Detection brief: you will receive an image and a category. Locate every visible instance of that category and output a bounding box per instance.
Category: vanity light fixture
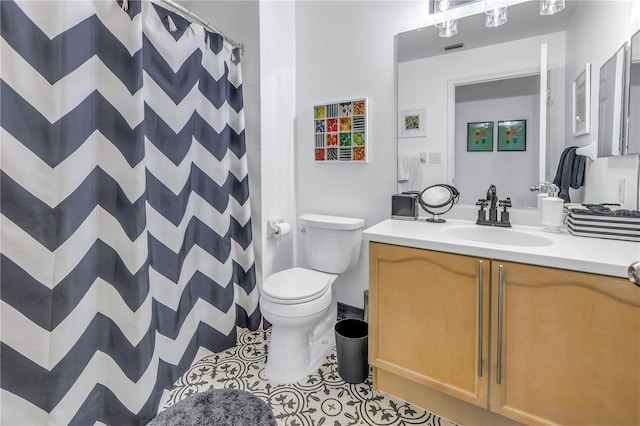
[539,0,565,15]
[484,0,508,28]
[435,0,458,38]
[435,18,459,37]
[434,0,563,38]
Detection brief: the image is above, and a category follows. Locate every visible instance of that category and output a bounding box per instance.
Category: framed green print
[498,120,526,151]
[467,121,494,151]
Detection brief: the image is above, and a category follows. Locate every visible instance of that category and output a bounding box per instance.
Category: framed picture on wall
[314,98,368,162]
[398,108,427,138]
[467,121,494,151]
[497,120,526,151]
[572,63,591,136]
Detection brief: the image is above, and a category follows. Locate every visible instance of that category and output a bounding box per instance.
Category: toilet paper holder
[267,217,291,238]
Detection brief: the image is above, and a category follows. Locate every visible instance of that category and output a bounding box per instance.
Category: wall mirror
[572,63,591,136]
[396,0,640,210]
[627,29,640,155]
[597,44,627,157]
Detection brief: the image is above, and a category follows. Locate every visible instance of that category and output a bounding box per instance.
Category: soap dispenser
[536,182,550,212]
[540,184,564,233]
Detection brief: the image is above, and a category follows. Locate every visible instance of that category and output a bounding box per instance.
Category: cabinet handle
[497,264,504,385]
[629,261,640,286]
[478,260,484,377]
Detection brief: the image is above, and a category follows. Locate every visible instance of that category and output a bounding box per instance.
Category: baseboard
[338,302,364,320]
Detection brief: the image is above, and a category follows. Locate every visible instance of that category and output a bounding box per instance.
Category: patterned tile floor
[163,329,458,426]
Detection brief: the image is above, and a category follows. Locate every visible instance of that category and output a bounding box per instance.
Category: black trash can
[334,319,369,384]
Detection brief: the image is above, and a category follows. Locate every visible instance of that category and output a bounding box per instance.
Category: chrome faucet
[487,184,498,222]
[476,184,511,227]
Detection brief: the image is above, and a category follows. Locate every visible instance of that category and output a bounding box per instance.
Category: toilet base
[263,296,338,384]
[265,320,335,384]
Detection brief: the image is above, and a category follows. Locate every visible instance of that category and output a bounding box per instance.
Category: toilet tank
[299,214,365,274]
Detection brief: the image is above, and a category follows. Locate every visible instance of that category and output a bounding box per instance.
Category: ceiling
[397,0,578,63]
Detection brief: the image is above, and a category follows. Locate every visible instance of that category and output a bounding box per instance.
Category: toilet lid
[262,268,333,302]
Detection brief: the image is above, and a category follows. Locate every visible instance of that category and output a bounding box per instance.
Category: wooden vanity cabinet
[369,242,640,426]
[368,242,491,407]
[490,261,640,425]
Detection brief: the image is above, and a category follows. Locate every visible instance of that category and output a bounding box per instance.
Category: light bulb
[434,0,457,38]
[484,0,508,28]
[540,0,565,15]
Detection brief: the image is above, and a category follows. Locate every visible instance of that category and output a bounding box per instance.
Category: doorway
[454,75,541,207]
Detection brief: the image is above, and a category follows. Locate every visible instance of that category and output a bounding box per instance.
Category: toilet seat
[261,267,335,304]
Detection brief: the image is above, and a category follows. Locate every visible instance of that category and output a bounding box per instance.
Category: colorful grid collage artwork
[314,99,367,162]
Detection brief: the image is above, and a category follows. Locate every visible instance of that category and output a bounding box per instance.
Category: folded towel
[398,156,410,182]
[553,146,586,203]
[397,156,423,192]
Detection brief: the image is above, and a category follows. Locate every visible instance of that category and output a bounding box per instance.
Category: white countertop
[363,218,640,278]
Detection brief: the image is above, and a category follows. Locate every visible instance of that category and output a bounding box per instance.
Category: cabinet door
[369,242,490,407]
[490,261,640,425]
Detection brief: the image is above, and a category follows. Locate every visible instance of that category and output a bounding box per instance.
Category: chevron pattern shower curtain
[0,1,260,424]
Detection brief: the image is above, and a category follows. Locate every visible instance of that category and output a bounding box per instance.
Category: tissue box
[391,193,419,220]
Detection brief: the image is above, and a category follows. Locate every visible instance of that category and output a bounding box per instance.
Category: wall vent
[443,42,465,51]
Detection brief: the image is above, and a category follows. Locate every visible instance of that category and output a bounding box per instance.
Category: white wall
[565,0,640,209]
[294,1,429,308]
[398,31,567,195]
[259,1,297,279]
[455,77,540,207]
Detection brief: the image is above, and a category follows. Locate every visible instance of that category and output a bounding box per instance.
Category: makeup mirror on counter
[627,30,640,155]
[396,0,640,211]
[597,44,627,157]
[418,184,460,223]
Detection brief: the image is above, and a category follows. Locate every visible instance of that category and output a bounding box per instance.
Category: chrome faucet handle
[498,197,512,226]
[476,199,488,222]
[499,197,512,209]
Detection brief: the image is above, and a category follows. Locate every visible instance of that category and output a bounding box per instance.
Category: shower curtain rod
[155,0,245,55]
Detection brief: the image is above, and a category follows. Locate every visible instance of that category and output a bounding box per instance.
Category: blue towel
[553,146,586,203]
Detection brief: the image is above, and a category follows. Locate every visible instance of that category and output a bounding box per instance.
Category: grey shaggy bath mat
[148,388,276,426]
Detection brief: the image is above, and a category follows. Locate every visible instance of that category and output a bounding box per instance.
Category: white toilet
[259,213,365,383]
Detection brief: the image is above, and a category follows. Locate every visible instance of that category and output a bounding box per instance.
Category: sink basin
[445,226,554,247]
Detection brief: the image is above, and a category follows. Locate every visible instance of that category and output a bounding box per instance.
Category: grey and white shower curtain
[0,1,260,424]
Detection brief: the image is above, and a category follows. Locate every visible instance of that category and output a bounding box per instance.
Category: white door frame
[446,45,549,190]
